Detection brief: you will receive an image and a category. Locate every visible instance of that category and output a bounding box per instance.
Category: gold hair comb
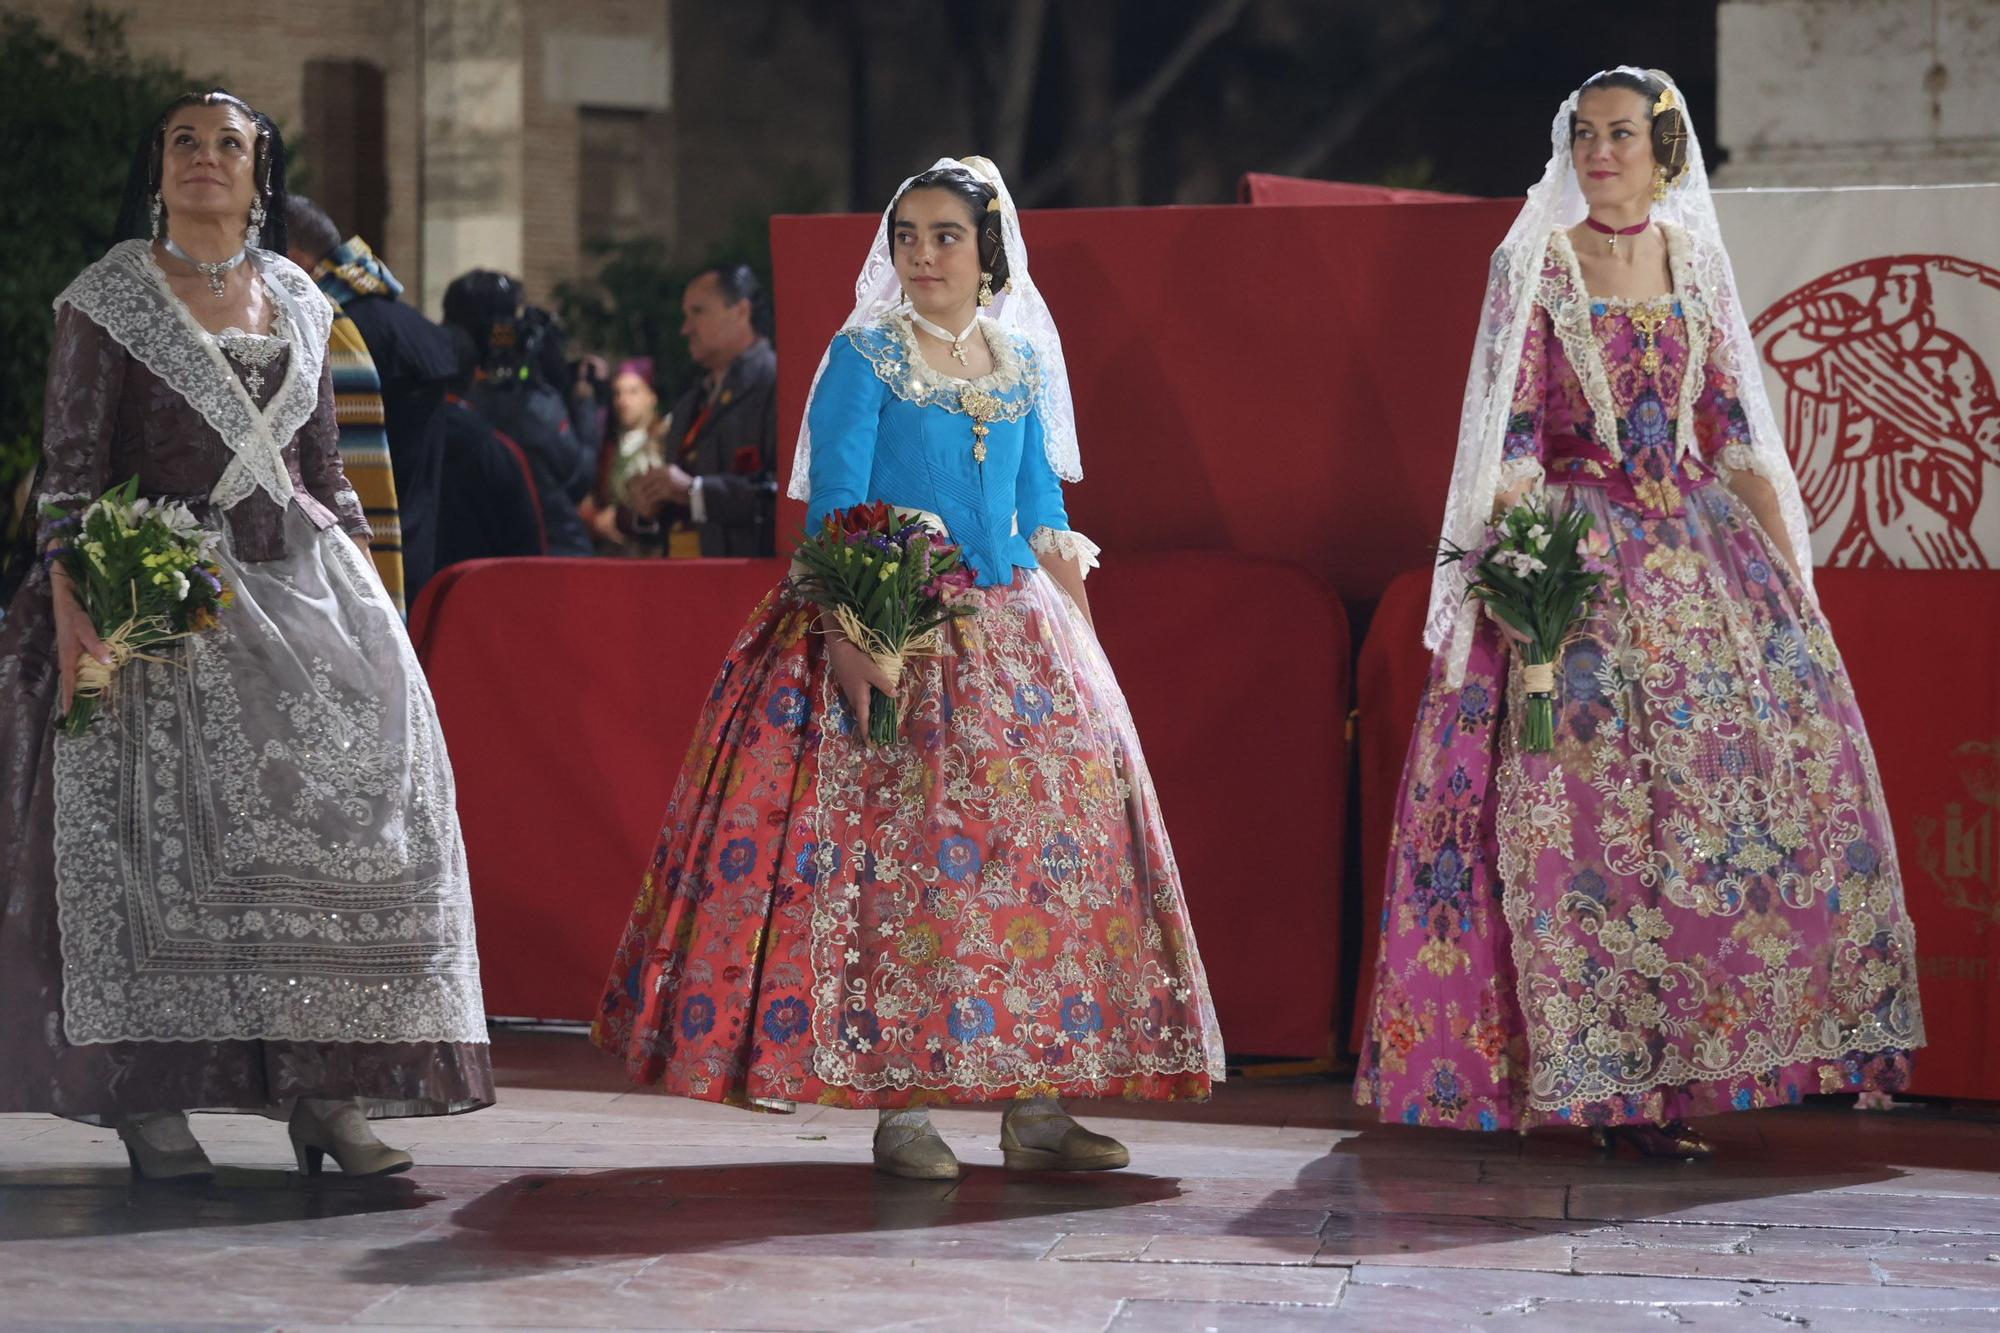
[1653,85,1679,117]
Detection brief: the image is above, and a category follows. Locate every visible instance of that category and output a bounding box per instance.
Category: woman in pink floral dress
[1356,68,1924,1156]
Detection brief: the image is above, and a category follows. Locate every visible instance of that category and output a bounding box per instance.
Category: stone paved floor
[1,1031,1997,1330]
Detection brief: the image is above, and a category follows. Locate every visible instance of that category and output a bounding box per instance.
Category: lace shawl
[52,240,333,513]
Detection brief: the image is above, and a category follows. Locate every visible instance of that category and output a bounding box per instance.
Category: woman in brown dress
[0,91,491,1181]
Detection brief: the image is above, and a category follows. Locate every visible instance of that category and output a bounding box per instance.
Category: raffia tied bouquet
[1441,498,1613,753]
[41,477,232,736]
[791,501,978,747]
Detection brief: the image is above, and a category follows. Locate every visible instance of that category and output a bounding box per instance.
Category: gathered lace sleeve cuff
[1030,526,1101,577]
[1718,443,1769,479]
[1495,455,1546,509]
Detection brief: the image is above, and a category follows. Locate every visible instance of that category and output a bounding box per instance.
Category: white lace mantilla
[51,509,486,1046]
[52,240,333,513]
[1424,68,1819,689]
[788,156,1084,502]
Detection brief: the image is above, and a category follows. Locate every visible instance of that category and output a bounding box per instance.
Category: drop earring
[246,197,266,248]
[977,271,994,308]
[1651,165,1670,202]
[149,193,162,241]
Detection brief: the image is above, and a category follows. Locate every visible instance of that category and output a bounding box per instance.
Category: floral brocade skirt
[592,569,1225,1110]
[1356,481,1925,1132]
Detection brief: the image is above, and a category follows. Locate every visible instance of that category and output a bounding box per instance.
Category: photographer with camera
[441,271,594,557]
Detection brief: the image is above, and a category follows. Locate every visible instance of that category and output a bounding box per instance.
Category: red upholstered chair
[1087,552,1350,1059]
[1348,568,1435,1052]
[416,557,791,1022]
[417,552,1351,1061]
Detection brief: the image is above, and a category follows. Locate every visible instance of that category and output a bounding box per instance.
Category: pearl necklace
[164,237,249,297]
[906,308,980,366]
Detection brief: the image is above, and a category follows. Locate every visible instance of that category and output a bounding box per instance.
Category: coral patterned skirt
[593,568,1224,1110]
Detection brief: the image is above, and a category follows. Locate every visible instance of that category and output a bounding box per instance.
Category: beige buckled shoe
[872,1115,961,1180]
[1000,1102,1130,1172]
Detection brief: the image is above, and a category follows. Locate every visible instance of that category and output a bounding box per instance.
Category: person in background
[442,272,593,557]
[619,264,777,557]
[282,196,404,610]
[568,353,611,461]
[433,327,546,574]
[584,357,670,554]
[285,197,456,600]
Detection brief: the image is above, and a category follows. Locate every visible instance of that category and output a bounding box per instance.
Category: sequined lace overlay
[51,509,485,1046]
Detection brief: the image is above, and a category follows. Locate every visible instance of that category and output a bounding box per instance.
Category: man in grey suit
[622,265,778,557]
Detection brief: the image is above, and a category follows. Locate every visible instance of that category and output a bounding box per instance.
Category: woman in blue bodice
[593,158,1223,1183]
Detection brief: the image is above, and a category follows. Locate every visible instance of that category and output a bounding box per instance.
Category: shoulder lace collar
[53,240,334,511]
[1538,224,1711,461]
[845,312,1039,420]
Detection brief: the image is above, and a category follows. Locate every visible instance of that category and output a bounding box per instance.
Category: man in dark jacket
[621,265,778,557]
[441,271,595,557]
[287,198,458,597]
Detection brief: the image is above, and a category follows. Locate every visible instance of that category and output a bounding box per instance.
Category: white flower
[172,571,191,601]
[1499,549,1548,576]
[155,502,202,537]
[129,497,152,520]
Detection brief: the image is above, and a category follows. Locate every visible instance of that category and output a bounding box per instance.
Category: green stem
[1521,696,1555,753]
[59,695,98,738]
[867,688,900,747]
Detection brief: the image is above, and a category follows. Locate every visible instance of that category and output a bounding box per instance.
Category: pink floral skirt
[1357,483,1924,1131]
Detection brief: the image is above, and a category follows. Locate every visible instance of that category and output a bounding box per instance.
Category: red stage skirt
[593,569,1225,1110]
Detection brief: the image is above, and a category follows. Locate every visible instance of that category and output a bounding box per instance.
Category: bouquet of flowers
[791,501,978,747]
[1441,498,1614,753]
[41,477,232,736]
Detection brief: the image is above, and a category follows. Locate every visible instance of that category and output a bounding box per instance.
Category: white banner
[1715,184,2000,569]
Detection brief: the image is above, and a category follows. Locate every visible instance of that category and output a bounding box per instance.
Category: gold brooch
[959,386,1004,465]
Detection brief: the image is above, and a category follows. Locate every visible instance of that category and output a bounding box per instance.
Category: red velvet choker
[1583,215,1650,253]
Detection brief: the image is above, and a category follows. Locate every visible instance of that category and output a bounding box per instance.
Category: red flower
[834,501,896,536]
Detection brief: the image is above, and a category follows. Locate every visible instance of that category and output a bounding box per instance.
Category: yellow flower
[1105,914,1138,959]
[1005,913,1051,960]
[899,923,942,963]
[1417,935,1468,978]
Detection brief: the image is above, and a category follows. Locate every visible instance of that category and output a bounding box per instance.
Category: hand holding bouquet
[791,501,978,747]
[1441,498,1613,753]
[41,477,232,736]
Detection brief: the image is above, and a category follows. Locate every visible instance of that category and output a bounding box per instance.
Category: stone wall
[1718,0,2000,185]
[15,0,673,314]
